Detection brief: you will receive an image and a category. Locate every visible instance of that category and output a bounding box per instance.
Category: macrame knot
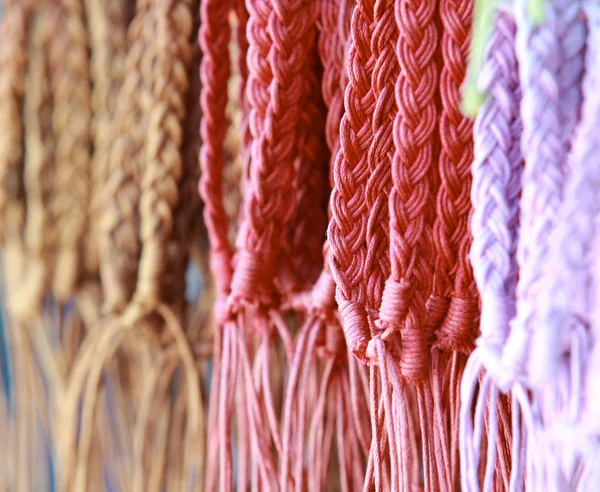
[399,325,428,383]
[478,291,513,347]
[425,293,450,339]
[378,277,411,331]
[229,249,275,307]
[366,335,385,364]
[435,297,479,354]
[338,300,370,365]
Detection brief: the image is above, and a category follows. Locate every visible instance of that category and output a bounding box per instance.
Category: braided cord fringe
[528,0,587,386]
[100,2,153,313]
[48,0,92,302]
[277,2,369,489]
[167,21,202,315]
[135,0,195,306]
[11,6,56,322]
[469,13,521,366]
[0,2,29,285]
[501,0,579,386]
[460,12,524,492]
[379,0,438,382]
[84,0,128,276]
[329,0,375,362]
[528,3,599,488]
[229,0,319,298]
[199,0,234,296]
[362,0,395,323]
[538,2,597,386]
[435,0,478,354]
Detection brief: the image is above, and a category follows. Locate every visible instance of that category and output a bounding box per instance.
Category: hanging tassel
[461,10,524,491]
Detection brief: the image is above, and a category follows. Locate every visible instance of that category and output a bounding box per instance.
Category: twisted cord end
[435,297,479,355]
[399,317,429,384]
[338,300,370,365]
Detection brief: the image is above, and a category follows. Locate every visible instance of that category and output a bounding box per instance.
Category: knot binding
[435,296,479,354]
[229,249,275,305]
[338,300,370,364]
[378,277,411,329]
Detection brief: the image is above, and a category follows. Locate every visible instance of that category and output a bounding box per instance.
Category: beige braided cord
[0,0,29,290]
[134,0,195,308]
[48,0,92,302]
[159,3,202,326]
[99,0,154,314]
[10,5,56,323]
[83,0,128,276]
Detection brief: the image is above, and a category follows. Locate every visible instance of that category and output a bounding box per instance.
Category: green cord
[527,0,547,24]
[461,0,547,118]
[461,0,497,118]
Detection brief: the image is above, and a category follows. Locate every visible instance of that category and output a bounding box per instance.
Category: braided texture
[49,0,92,301]
[0,2,28,245]
[329,0,375,361]
[378,0,438,380]
[135,0,195,306]
[363,0,396,319]
[434,0,478,354]
[533,2,595,385]
[230,0,319,300]
[13,7,56,319]
[100,1,153,313]
[470,13,521,352]
[199,0,234,295]
[557,2,586,157]
[84,0,128,275]
[501,0,578,377]
[162,8,201,313]
[319,0,348,165]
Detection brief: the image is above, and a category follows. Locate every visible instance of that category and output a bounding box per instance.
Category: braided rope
[199,0,234,296]
[501,0,580,383]
[84,0,128,275]
[557,1,586,158]
[459,14,523,491]
[134,0,195,307]
[49,0,92,302]
[328,0,375,361]
[100,1,153,313]
[363,0,396,321]
[434,0,479,355]
[223,13,245,244]
[165,25,203,314]
[11,7,56,321]
[377,0,438,382]
[469,13,521,357]
[532,1,592,387]
[0,1,28,265]
[228,0,319,304]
